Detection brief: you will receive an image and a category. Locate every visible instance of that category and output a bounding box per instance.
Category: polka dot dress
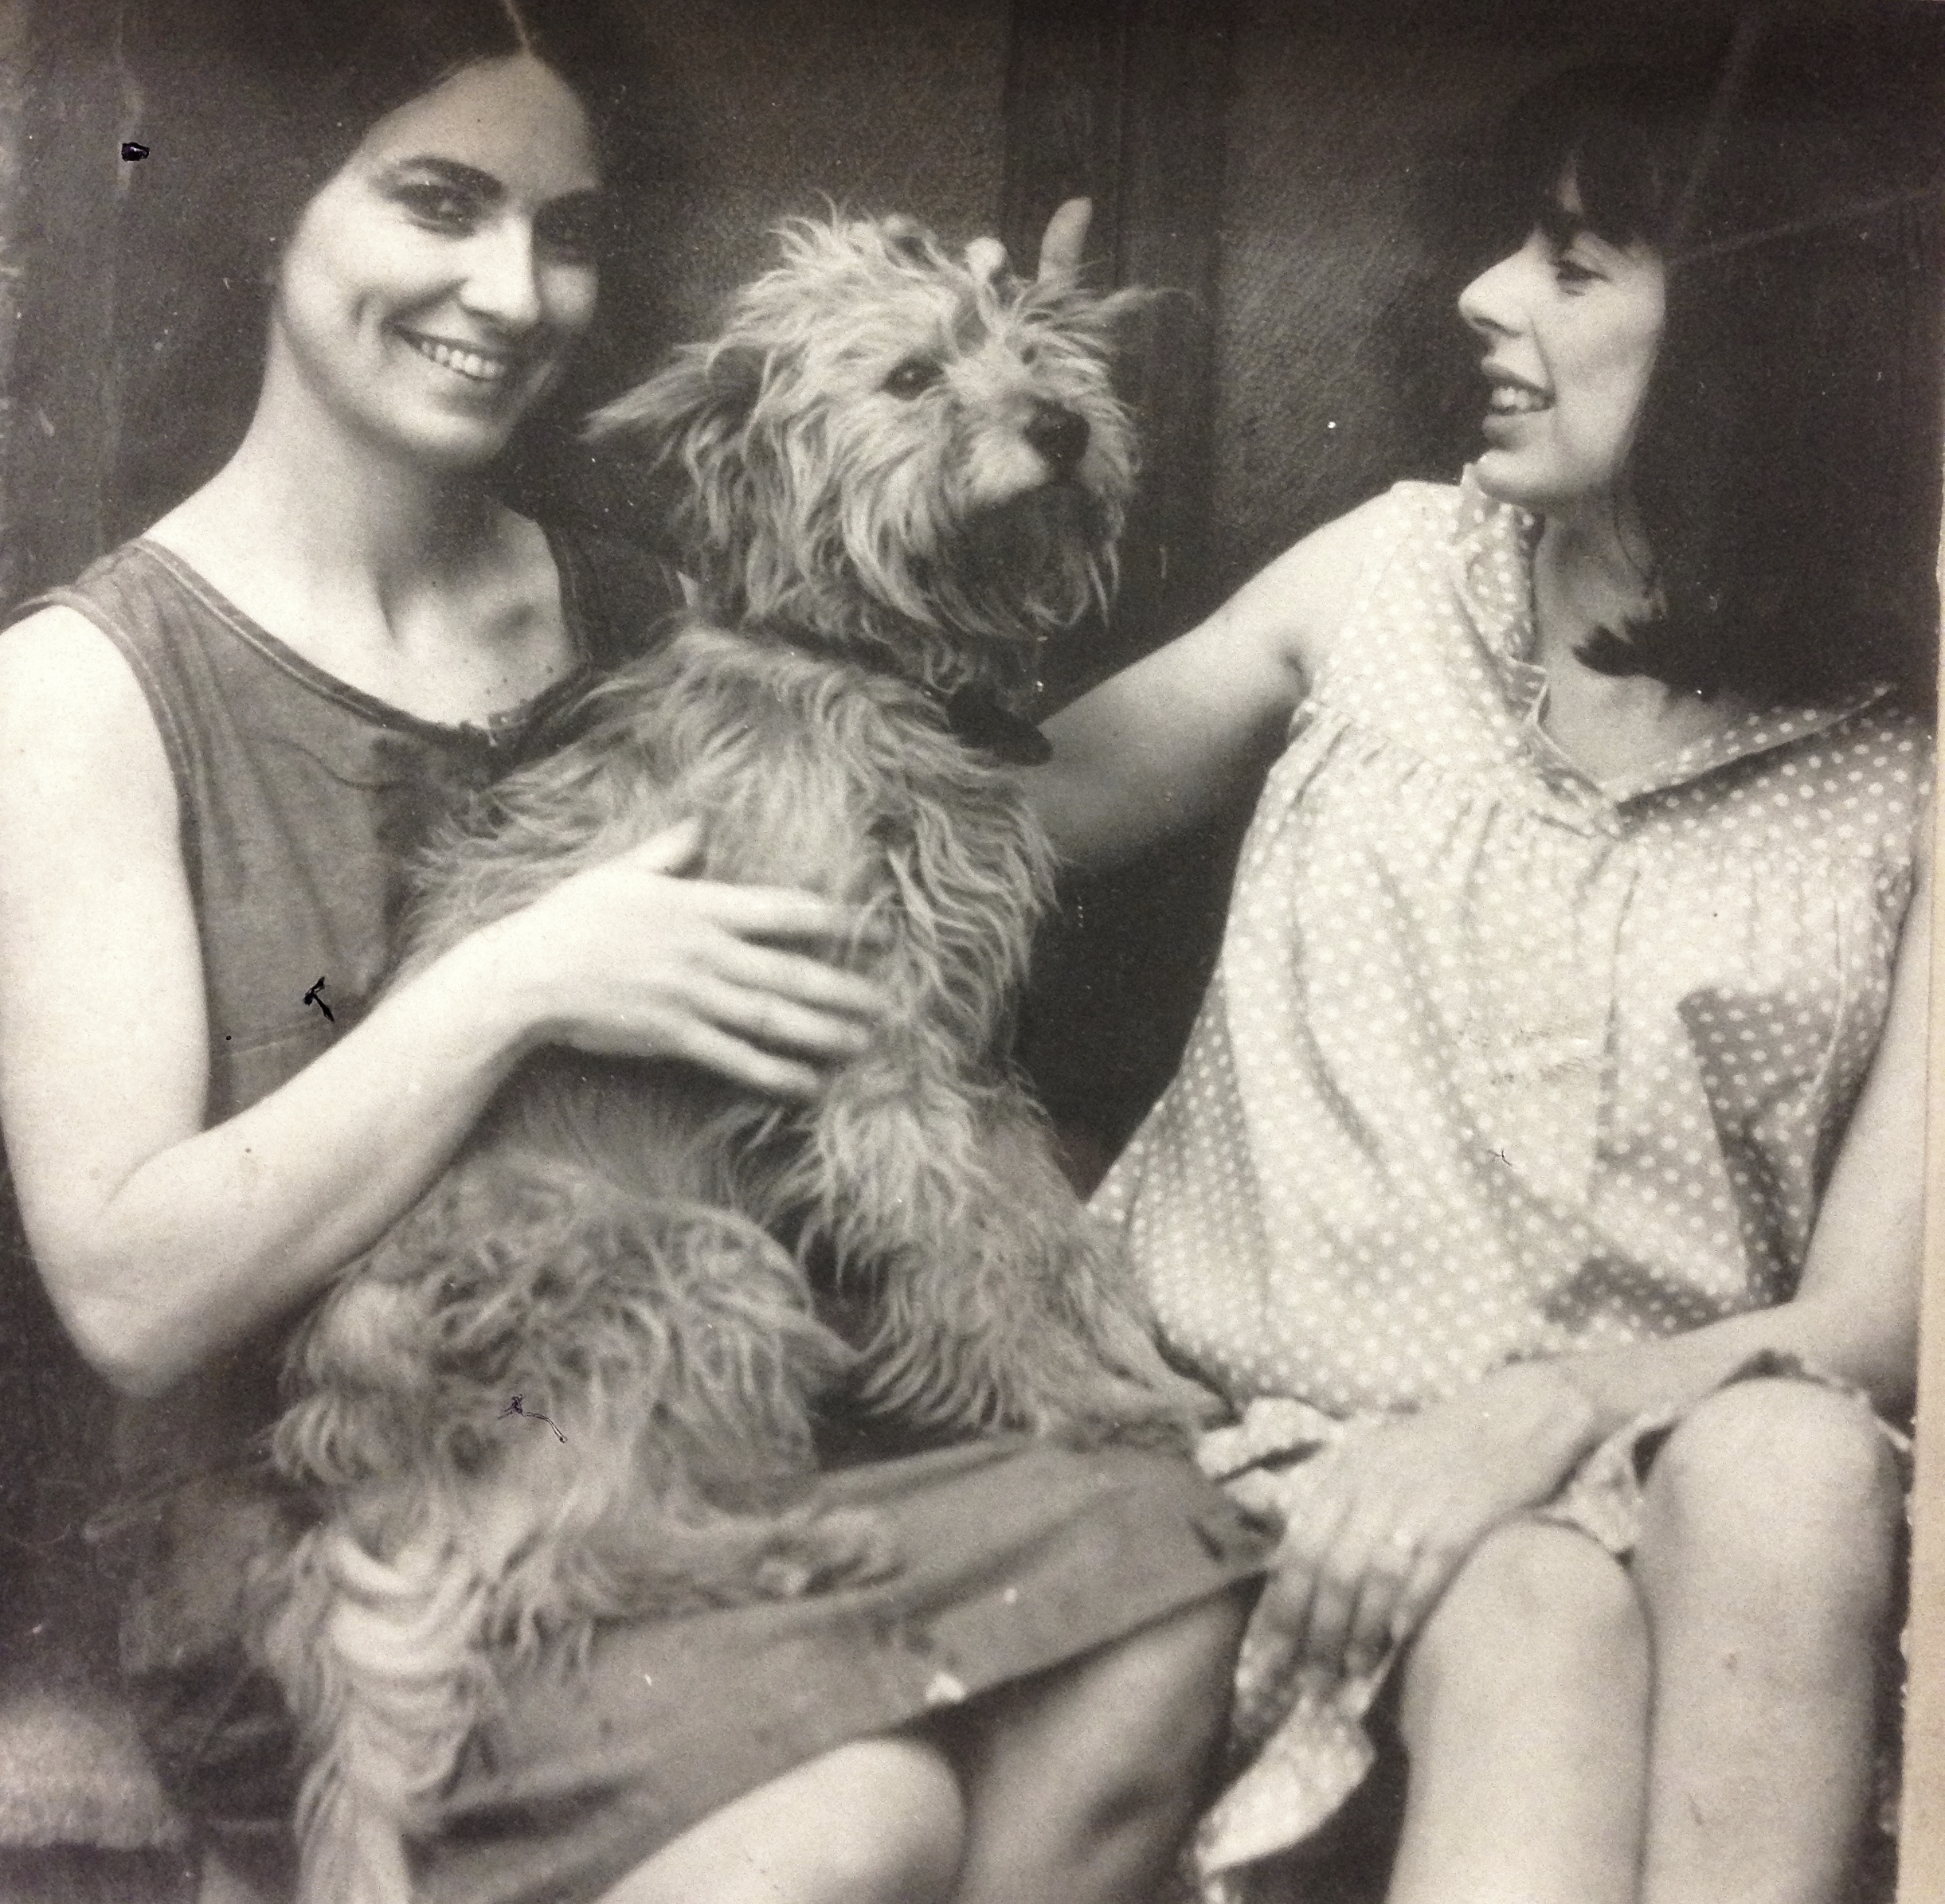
[1091,472,1932,1899]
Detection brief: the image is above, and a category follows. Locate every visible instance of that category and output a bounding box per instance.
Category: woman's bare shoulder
[0,599,141,685]
[0,604,175,827]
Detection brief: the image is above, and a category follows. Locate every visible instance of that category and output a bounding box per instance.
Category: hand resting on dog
[466,812,889,1095]
[0,618,886,1398]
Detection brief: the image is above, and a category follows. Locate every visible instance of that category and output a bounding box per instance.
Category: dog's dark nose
[1026,404,1090,476]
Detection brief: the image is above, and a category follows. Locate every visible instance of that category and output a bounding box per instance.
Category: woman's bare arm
[1026,495,1395,873]
[1565,811,1933,1421]
[0,608,889,1397]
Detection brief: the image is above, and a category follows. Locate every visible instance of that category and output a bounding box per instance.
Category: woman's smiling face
[1456,177,1667,518]
[268,53,602,471]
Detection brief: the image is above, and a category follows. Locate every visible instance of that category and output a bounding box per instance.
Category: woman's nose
[1458,252,1521,340]
[460,222,545,332]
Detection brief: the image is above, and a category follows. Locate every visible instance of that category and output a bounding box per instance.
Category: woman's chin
[1468,452,1599,522]
[366,405,529,476]
[1468,448,1541,508]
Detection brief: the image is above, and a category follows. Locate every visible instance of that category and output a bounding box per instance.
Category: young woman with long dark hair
[0,7,1258,1898]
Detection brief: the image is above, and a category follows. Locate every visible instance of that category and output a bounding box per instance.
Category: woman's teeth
[1488,383,1549,415]
[405,334,513,383]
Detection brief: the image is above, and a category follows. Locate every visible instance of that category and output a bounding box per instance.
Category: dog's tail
[259,1521,495,1904]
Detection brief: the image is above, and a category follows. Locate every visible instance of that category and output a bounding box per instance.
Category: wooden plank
[1000,0,1236,690]
[1002,0,1242,1159]
[3,0,130,604]
[0,0,29,609]
[1901,184,1945,1904]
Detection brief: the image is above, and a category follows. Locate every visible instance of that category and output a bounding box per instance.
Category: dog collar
[933,685,1053,766]
[749,623,1053,765]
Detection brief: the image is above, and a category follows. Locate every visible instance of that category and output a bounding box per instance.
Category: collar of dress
[1447,465,1891,807]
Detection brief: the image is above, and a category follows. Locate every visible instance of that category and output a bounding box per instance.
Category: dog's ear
[963,235,1008,284]
[582,342,766,456]
[879,214,929,260]
[583,341,778,621]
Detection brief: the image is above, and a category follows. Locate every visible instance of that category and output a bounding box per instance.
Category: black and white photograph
[0,3,1940,1902]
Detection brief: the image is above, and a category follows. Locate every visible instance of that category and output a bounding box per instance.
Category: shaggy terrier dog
[258,213,1204,1904]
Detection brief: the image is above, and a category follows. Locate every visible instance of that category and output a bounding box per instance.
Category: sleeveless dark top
[2,526,1271,1897]
[8,526,679,1498]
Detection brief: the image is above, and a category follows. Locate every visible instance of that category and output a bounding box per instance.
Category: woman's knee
[1400,1522,1644,1741]
[1139,1585,1251,1705]
[1122,1587,1250,1752]
[1638,1378,1900,1606]
[601,1734,965,1904]
[1070,1589,1248,1817]
[823,1737,966,1902]
[968,1585,1246,1840]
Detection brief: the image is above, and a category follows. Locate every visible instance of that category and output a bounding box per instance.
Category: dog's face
[589,215,1143,693]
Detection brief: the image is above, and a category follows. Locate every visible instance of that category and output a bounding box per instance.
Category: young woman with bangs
[1032,58,1936,1904]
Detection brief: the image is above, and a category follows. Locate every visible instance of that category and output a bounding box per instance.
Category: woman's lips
[1482,363,1551,414]
[398,327,519,385]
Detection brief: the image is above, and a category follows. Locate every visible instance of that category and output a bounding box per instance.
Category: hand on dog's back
[448,815,890,1100]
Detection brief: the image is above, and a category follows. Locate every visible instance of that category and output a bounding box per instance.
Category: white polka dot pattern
[1109,473,1931,1901]
[1094,472,1931,1423]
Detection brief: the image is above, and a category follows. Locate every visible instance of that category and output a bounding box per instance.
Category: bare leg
[945,1589,1248,1904]
[597,1735,965,1904]
[1389,1521,1649,1904]
[196,1846,291,1904]
[1633,1378,1900,1904]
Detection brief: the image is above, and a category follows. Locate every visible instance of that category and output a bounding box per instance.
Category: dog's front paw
[750,1504,901,1598]
[1014,1367,1215,1455]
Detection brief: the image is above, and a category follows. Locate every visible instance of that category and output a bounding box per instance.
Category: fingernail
[1293,1665,1336,1704]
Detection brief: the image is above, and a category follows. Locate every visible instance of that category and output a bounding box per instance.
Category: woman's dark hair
[1474,43,1943,706]
[111,0,664,538]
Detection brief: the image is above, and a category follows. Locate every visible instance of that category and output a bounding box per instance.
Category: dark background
[6,2,1942,1181]
[0,2,1939,1890]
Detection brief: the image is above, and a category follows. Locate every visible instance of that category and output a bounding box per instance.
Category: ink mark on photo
[120,143,148,162]
[303,976,335,1023]
[499,1394,567,1443]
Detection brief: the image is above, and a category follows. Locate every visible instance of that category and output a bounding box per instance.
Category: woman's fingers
[660,1018,827,1101]
[1258,1488,1351,1678]
[601,830,889,953]
[690,973,877,1062]
[693,882,882,947]
[623,815,706,874]
[507,836,910,1085]
[649,875,892,962]
[708,935,890,1019]
[1387,1531,1463,1654]
[1269,1465,1441,1686]
[1339,1520,1427,1679]
[1036,197,1092,287]
[1292,1517,1383,1681]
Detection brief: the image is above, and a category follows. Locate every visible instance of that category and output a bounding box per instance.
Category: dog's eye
[883,358,942,398]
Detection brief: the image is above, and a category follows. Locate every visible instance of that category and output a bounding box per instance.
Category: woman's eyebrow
[381,154,506,200]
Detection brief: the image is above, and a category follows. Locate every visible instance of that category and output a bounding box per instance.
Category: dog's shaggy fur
[256,213,1207,1904]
